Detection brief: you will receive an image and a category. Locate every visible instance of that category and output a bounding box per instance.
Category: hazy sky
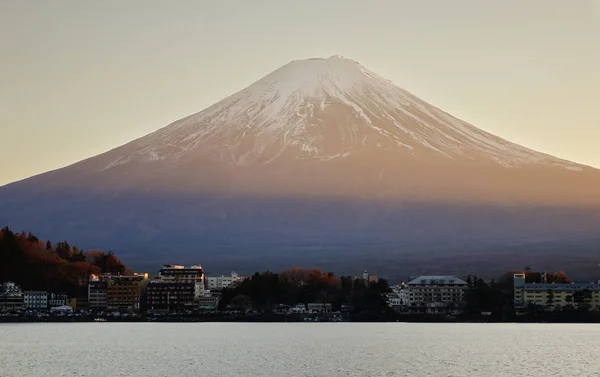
[1,0,598,186]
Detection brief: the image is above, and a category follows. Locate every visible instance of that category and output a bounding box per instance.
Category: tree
[26,232,39,243]
[0,227,124,298]
[69,246,86,263]
[547,271,571,284]
[546,289,555,311]
[230,294,252,310]
[55,241,71,260]
[573,289,592,311]
[92,251,125,274]
[564,294,574,311]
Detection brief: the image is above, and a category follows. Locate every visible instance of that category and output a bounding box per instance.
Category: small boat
[93,317,107,322]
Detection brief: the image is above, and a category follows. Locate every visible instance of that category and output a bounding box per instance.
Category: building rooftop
[523,283,600,291]
[407,276,468,286]
[161,265,203,270]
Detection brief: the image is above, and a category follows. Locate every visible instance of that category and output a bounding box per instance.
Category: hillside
[0,227,131,297]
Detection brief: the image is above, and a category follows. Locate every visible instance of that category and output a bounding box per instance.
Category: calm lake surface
[1,323,600,376]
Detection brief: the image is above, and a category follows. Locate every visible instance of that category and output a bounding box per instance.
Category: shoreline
[3,314,600,324]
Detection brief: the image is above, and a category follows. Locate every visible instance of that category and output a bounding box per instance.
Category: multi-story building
[513,273,600,311]
[106,274,149,311]
[0,282,24,310]
[197,294,220,311]
[387,292,403,310]
[23,291,48,310]
[158,265,205,298]
[49,293,68,308]
[147,281,196,313]
[205,272,243,291]
[389,284,410,309]
[88,273,149,312]
[405,276,468,314]
[88,276,108,311]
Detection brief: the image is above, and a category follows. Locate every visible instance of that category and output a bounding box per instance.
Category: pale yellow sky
[0,0,598,186]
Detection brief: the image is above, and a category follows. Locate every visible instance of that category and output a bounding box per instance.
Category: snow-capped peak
[103,56,585,173]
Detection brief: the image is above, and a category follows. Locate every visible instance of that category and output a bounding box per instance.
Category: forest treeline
[0,227,129,297]
[219,268,392,313]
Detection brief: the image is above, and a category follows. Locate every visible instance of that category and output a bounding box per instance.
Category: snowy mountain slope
[100,55,584,172]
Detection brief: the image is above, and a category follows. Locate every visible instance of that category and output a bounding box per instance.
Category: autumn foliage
[0,227,130,297]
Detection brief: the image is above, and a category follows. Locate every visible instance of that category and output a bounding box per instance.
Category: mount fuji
[2,56,600,277]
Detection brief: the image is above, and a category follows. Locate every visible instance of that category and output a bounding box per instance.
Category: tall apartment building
[205,272,243,291]
[513,273,600,311]
[145,265,206,313]
[158,265,205,298]
[88,276,108,311]
[405,276,468,314]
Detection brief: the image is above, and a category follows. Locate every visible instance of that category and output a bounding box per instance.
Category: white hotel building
[405,276,468,314]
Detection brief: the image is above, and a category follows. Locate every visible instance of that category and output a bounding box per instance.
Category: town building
[88,277,108,311]
[205,272,243,291]
[50,305,73,314]
[146,281,196,313]
[513,273,600,311]
[307,303,333,312]
[0,282,24,310]
[49,293,68,308]
[106,274,149,311]
[198,294,220,311]
[405,276,468,315]
[354,270,379,285]
[88,273,149,312]
[386,292,403,310]
[158,265,205,298]
[389,284,410,310]
[23,291,48,310]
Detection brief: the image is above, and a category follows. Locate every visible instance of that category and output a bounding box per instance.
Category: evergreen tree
[546,289,555,311]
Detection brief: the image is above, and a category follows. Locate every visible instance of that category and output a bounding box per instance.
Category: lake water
[1,323,600,376]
